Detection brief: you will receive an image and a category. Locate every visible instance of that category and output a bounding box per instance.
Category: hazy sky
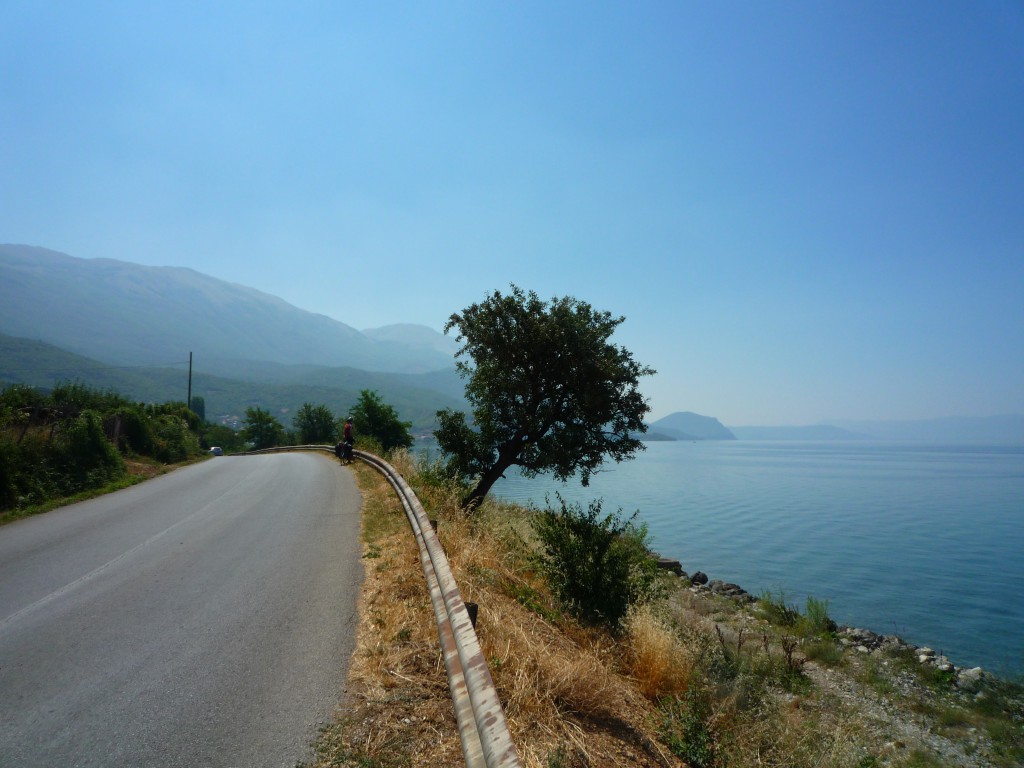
[2,2,1022,425]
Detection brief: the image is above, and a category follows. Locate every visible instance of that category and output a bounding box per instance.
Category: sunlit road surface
[0,453,363,767]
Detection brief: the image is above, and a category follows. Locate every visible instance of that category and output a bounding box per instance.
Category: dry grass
[309,453,683,768]
[309,450,1016,768]
[307,460,461,768]
[624,605,694,700]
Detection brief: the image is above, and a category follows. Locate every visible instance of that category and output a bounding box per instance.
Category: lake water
[489,441,1024,675]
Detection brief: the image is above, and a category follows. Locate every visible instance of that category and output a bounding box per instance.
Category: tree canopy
[241,406,285,450]
[293,402,338,444]
[349,389,413,452]
[435,286,654,509]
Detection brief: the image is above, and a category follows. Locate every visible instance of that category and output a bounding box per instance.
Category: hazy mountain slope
[171,357,466,403]
[0,334,146,390]
[363,323,460,357]
[649,411,737,440]
[0,244,452,373]
[0,333,462,432]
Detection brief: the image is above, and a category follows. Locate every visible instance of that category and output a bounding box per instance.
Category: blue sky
[2,1,1022,425]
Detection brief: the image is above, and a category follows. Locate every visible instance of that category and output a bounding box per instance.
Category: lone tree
[435,285,654,510]
[293,402,338,444]
[241,406,285,450]
[349,389,414,452]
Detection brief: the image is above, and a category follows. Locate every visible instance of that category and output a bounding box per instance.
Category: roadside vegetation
[314,288,1021,767]
[0,383,292,518]
[0,381,211,522]
[0,379,416,522]
[241,388,413,452]
[349,389,414,452]
[312,448,1023,768]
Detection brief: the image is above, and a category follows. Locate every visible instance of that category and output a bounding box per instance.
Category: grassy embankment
[308,451,1024,768]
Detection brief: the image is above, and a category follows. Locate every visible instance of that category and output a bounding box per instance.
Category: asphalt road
[0,452,364,768]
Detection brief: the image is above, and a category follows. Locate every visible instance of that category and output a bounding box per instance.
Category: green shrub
[356,435,385,459]
[0,437,18,508]
[759,592,837,640]
[52,380,116,413]
[412,452,465,491]
[57,410,124,492]
[659,688,717,768]
[4,432,55,507]
[151,413,200,463]
[803,638,844,667]
[109,408,156,455]
[531,494,661,629]
[506,580,562,623]
[798,595,837,637]
[757,590,800,627]
[0,384,207,514]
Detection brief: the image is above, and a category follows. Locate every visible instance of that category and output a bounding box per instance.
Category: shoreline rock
[657,555,992,687]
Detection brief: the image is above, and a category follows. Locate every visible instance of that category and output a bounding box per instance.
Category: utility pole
[187,352,192,411]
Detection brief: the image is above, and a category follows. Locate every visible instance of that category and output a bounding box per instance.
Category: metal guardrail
[235,446,522,768]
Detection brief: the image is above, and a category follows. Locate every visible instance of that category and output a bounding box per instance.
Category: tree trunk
[463,459,514,511]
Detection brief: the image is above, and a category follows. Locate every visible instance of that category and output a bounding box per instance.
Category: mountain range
[0,332,464,433]
[647,412,736,441]
[3,244,1021,443]
[0,244,464,430]
[0,244,456,373]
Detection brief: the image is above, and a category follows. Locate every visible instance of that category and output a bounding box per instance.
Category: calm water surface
[491,441,1024,674]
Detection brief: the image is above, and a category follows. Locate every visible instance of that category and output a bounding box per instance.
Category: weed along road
[0,452,363,768]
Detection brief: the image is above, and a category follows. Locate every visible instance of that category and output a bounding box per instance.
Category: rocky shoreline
[655,557,993,691]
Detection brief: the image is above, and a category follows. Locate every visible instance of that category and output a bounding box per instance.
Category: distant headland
[644,411,1024,444]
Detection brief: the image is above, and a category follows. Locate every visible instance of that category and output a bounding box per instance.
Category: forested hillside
[0,334,462,432]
